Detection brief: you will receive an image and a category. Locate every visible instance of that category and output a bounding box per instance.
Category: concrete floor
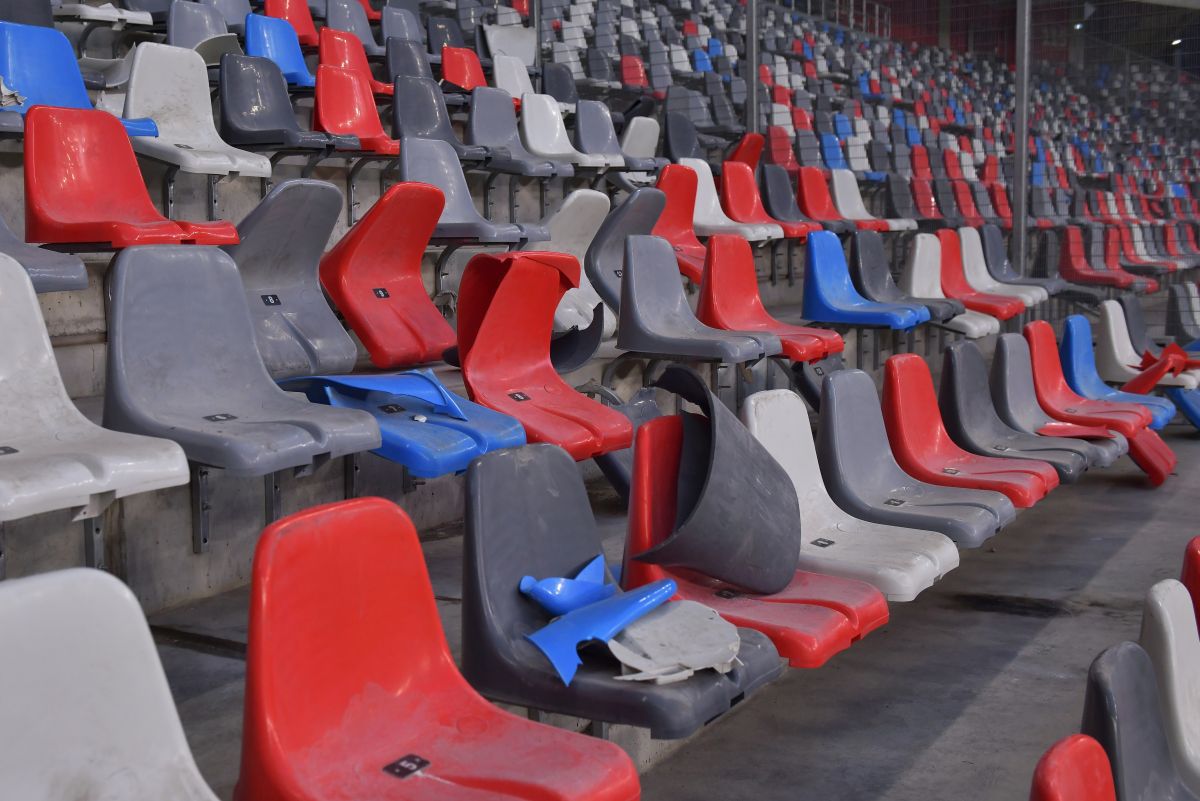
[156,420,1200,801]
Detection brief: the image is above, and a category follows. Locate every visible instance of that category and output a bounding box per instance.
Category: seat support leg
[433,244,462,316]
[483,171,498,219]
[190,464,211,554]
[344,453,360,500]
[83,516,105,571]
[163,165,180,219]
[347,157,367,226]
[207,175,219,221]
[264,472,282,526]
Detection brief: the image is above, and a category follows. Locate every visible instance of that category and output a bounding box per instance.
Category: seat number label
[383,755,430,779]
[884,498,905,506]
[204,413,238,422]
[811,538,835,548]
[373,288,390,298]
[942,467,960,475]
[261,294,281,306]
[0,446,16,455]
[379,404,405,414]
[508,392,531,401]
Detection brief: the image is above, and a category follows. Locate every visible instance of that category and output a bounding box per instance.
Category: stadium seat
[462,442,785,738]
[1167,284,1200,346]
[123,44,272,179]
[1081,643,1200,801]
[743,389,958,601]
[698,234,843,362]
[650,164,708,282]
[314,66,399,155]
[958,227,1046,307]
[617,235,779,362]
[319,182,453,368]
[1139,579,1200,794]
[573,100,636,171]
[392,76,487,162]
[830,169,916,231]
[466,86,563,178]
[320,27,392,96]
[264,0,318,47]
[882,353,1057,508]
[586,187,666,314]
[201,0,250,33]
[802,230,927,328]
[492,52,535,102]
[0,212,85,293]
[168,0,242,66]
[982,223,1066,296]
[0,569,221,800]
[900,233,1001,338]
[104,246,380,477]
[235,497,641,801]
[1120,294,1200,384]
[817,367,1013,546]
[24,107,239,249]
[456,251,632,460]
[936,229,1024,319]
[245,13,316,87]
[521,93,610,169]
[1029,735,1118,801]
[0,257,188,524]
[682,158,781,240]
[797,167,880,232]
[324,0,383,56]
[850,231,964,323]
[722,161,820,239]
[0,21,157,137]
[225,179,357,379]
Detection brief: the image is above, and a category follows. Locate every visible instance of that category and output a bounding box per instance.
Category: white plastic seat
[52,1,153,25]
[619,115,661,185]
[528,189,617,338]
[1095,300,1198,389]
[669,43,692,74]
[0,568,220,801]
[123,44,271,178]
[901,233,1000,339]
[742,389,959,602]
[483,22,535,65]
[520,93,610,169]
[830,169,915,231]
[0,256,188,523]
[1139,578,1200,794]
[493,53,535,99]
[680,157,781,241]
[958,227,1046,307]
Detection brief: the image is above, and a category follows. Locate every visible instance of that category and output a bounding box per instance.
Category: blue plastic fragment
[1165,387,1200,431]
[519,554,617,617]
[526,579,677,685]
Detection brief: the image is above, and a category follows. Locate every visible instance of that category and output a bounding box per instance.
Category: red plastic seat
[442,45,489,93]
[910,177,943,221]
[766,126,801,177]
[319,27,392,96]
[720,161,818,239]
[882,353,1056,508]
[354,0,380,21]
[1104,228,1159,293]
[1117,224,1175,272]
[942,149,963,180]
[936,229,1024,319]
[1059,227,1134,289]
[726,132,763,167]
[620,54,651,93]
[235,497,641,801]
[319,182,454,368]
[651,163,707,283]
[910,145,932,179]
[1024,320,1176,485]
[313,65,399,155]
[989,183,1014,227]
[457,251,633,460]
[1029,735,1117,801]
[264,0,318,47]
[797,166,888,231]
[623,415,884,668]
[951,180,985,227]
[1182,536,1200,630]
[697,234,842,361]
[24,106,238,249]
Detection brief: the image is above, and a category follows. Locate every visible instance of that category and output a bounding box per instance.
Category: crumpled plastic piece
[608,600,740,684]
[519,554,617,617]
[525,578,676,686]
[1125,346,1193,394]
[0,77,24,107]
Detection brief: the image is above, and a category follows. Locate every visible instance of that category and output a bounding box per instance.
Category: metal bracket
[190,463,211,554]
[344,452,360,499]
[83,515,106,570]
[264,471,282,526]
[207,174,220,221]
[587,720,611,740]
[401,466,425,495]
[163,164,181,219]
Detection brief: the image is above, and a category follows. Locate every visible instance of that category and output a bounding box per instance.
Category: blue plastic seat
[692,48,712,72]
[283,370,526,478]
[0,21,157,137]
[244,13,315,87]
[802,231,928,329]
[1060,315,1176,430]
[819,133,849,170]
[833,113,852,140]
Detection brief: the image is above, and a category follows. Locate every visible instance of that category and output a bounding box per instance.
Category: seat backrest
[1029,735,1118,801]
[990,332,1055,433]
[25,106,166,241]
[527,189,610,263]
[649,162,705,279]
[619,115,660,159]
[325,0,379,52]
[466,85,533,156]
[224,179,356,379]
[816,367,914,495]
[830,168,872,219]
[957,226,995,288]
[1139,578,1200,778]
[520,92,581,159]
[804,229,871,311]
[619,234,705,334]
[314,65,389,143]
[850,230,905,303]
[1060,315,1117,400]
[624,414,682,588]
[584,187,666,313]
[244,13,314,85]
[681,157,736,226]
[542,61,578,105]
[392,75,456,143]
[0,20,92,113]
[398,138,483,227]
[796,166,842,220]
[381,6,423,42]
[201,0,251,31]
[241,498,461,783]
[741,388,834,515]
[1117,294,1153,355]
[0,569,220,800]
[319,26,376,84]
[761,163,805,221]
[123,43,225,142]
[980,223,1013,279]
[168,0,229,49]
[441,44,487,90]
[385,33,433,80]
[264,0,317,45]
[664,111,701,161]
[493,52,534,97]
[219,54,302,145]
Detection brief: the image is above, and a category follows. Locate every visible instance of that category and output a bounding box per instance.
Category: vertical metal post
[847,0,853,30]
[1011,0,1032,274]
[530,0,542,91]
[190,464,211,554]
[745,0,760,134]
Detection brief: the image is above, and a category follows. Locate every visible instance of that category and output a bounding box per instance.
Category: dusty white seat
[483,23,535,65]
[520,92,609,169]
[1139,578,1200,795]
[53,1,152,25]
[958,226,1046,307]
[0,257,188,523]
[123,44,271,178]
[830,169,915,231]
[680,157,781,241]
[742,389,959,602]
[1095,300,1198,389]
[0,568,221,801]
[527,189,617,338]
[619,115,661,186]
[901,233,1000,339]
[493,54,557,109]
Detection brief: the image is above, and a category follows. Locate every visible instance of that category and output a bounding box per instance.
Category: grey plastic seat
[1167,284,1200,345]
[0,211,85,293]
[849,231,962,323]
[167,0,241,66]
[399,137,546,244]
[385,33,434,81]
[759,163,818,228]
[392,75,488,162]
[466,86,563,178]
[381,6,423,42]
[939,340,1088,483]
[461,442,784,739]
[989,333,1127,469]
[617,235,780,362]
[584,187,666,314]
[0,256,188,525]
[325,0,383,55]
[223,180,358,379]
[220,54,357,152]
[104,246,381,478]
[816,368,1012,547]
[1081,642,1200,801]
[981,223,1066,295]
[200,0,250,33]
[572,99,630,170]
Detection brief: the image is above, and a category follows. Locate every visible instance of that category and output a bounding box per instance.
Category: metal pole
[746,0,760,133]
[530,0,542,91]
[1011,0,1031,274]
